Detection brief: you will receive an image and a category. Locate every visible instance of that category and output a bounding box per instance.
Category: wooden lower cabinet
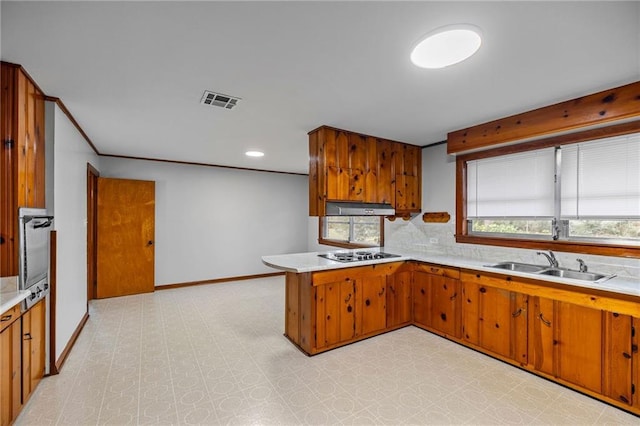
[603,312,635,406]
[413,264,461,338]
[315,278,357,349]
[461,281,528,364]
[285,260,640,416]
[0,306,23,426]
[529,297,604,393]
[386,269,412,328]
[0,299,46,426]
[285,262,407,355]
[22,299,46,402]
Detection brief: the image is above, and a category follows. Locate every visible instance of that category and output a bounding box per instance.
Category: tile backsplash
[385,216,640,281]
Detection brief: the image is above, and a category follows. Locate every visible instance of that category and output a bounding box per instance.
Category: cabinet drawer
[0,304,21,332]
[415,263,460,279]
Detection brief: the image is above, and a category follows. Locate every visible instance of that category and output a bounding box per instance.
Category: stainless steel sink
[537,268,614,282]
[485,261,615,283]
[485,262,547,273]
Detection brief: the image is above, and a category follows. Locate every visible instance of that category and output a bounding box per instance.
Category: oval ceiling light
[410,24,482,69]
[245,150,265,157]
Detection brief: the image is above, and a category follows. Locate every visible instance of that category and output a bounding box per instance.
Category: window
[460,128,640,254]
[319,216,383,248]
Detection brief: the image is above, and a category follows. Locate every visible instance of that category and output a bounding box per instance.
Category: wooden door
[97,177,155,298]
[603,312,633,406]
[386,270,412,327]
[315,279,356,349]
[86,164,99,301]
[357,275,387,335]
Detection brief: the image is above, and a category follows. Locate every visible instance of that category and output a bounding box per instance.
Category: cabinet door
[462,282,527,363]
[529,296,556,375]
[357,275,386,336]
[429,274,461,338]
[315,280,356,349]
[1,322,11,426]
[603,312,634,406]
[529,298,603,393]
[556,301,603,393]
[386,270,412,327]
[376,139,395,205]
[412,271,431,328]
[22,299,45,402]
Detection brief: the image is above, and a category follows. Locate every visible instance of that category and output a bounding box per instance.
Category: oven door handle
[32,217,54,229]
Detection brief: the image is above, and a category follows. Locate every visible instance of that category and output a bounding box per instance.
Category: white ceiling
[2,1,639,174]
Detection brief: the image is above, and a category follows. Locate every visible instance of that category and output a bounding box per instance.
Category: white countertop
[0,290,30,316]
[262,248,640,298]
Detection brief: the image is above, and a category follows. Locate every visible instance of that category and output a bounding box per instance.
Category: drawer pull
[24,332,32,341]
[1,314,12,322]
[512,308,523,318]
[378,288,385,297]
[344,294,352,303]
[430,267,440,274]
[539,313,551,327]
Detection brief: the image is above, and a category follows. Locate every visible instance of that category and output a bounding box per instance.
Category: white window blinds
[561,133,640,218]
[467,148,555,218]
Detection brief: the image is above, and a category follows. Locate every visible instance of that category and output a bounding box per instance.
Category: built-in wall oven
[19,208,53,310]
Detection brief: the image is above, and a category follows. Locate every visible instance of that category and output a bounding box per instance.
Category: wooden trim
[0,61,47,101]
[86,163,99,304]
[457,119,640,162]
[155,272,284,290]
[45,96,99,155]
[54,311,89,373]
[448,80,640,154]
[100,153,308,177]
[48,230,58,375]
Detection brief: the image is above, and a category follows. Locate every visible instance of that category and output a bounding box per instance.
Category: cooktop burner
[318,251,401,263]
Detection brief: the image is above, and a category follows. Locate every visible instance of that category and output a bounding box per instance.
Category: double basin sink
[485,261,615,283]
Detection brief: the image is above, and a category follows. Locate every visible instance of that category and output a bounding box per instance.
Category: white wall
[99,157,308,285]
[46,102,100,361]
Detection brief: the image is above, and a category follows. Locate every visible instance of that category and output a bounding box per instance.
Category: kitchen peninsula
[263,248,640,416]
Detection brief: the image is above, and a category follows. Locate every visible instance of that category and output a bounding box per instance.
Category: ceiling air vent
[200,91,240,110]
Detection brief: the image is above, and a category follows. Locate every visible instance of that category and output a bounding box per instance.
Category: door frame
[86,163,99,303]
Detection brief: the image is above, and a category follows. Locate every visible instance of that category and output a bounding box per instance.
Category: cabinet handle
[344,294,351,303]
[1,314,12,322]
[389,286,396,294]
[512,308,523,318]
[378,288,385,296]
[538,313,551,327]
[450,292,457,301]
[24,332,32,340]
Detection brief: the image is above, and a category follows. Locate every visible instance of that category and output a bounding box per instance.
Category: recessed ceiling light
[245,151,264,157]
[410,24,482,69]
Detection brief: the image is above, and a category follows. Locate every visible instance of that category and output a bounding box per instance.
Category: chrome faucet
[576,258,588,272]
[537,250,559,268]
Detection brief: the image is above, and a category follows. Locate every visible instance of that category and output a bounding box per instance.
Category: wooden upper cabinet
[0,63,46,277]
[308,125,421,216]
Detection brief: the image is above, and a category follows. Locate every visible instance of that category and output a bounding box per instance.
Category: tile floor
[16,276,639,425]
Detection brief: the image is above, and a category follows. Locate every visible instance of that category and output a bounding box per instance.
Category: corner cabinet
[0,62,46,277]
[308,126,421,218]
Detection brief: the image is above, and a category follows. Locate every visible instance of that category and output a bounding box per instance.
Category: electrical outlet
[429,238,438,244]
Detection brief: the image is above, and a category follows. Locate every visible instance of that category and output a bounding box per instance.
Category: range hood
[325,201,395,216]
